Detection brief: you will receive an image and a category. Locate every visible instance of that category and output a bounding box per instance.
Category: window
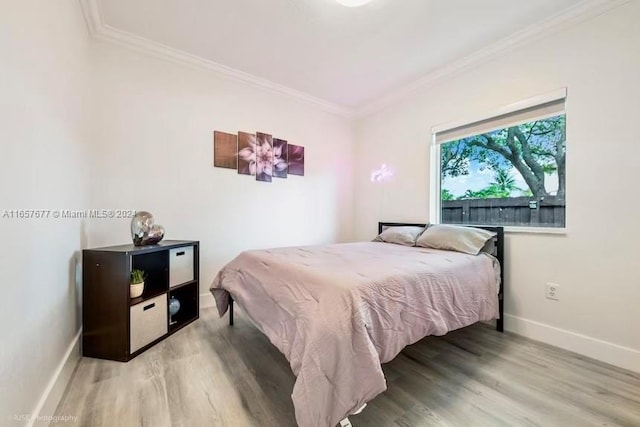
[431,89,566,229]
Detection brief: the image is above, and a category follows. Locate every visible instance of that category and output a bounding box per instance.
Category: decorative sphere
[169,296,181,316]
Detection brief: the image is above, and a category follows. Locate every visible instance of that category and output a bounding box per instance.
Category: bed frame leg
[497,295,504,332]
[229,297,234,326]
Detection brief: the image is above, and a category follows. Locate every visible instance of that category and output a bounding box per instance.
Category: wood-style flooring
[54,308,640,427]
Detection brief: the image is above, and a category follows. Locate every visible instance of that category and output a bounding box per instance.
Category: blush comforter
[210,242,500,427]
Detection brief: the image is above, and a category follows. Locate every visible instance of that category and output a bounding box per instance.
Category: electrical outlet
[546,283,559,300]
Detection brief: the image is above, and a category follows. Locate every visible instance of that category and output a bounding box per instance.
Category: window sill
[504,226,567,235]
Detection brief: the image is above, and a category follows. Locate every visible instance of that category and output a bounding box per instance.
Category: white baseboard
[504,314,640,373]
[200,292,215,311]
[28,329,82,427]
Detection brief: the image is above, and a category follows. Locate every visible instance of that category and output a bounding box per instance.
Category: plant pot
[130,281,144,298]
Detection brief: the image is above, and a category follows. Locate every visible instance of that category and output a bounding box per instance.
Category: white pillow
[415,224,495,255]
[373,226,425,246]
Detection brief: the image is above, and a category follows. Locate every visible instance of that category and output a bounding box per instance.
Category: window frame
[429,88,568,234]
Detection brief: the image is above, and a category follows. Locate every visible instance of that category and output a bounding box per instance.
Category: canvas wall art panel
[213,131,238,169]
[273,138,288,178]
[255,132,273,183]
[237,131,257,176]
[287,144,305,176]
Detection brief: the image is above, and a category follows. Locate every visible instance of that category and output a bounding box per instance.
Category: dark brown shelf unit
[129,288,168,307]
[169,283,198,332]
[169,279,198,291]
[82,240,199,362]
[130,250,169,305]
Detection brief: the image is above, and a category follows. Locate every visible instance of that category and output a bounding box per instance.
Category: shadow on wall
[71,221,89,335]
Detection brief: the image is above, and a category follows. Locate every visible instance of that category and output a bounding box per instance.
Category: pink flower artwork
[287,144,304,176]
[273,138,288,178]
[237,131,257,176]
[255,132,273,182]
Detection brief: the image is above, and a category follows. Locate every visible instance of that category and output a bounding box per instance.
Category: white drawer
[130,294,167,353]
[169,246,194,288]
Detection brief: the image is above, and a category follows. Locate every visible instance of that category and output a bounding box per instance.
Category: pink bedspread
[210,242,500,427]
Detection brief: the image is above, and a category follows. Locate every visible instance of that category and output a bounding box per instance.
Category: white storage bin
[169,246,194,288]
[130,294,167,353]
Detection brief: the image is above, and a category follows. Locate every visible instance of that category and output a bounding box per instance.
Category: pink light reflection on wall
[370,163,394,183]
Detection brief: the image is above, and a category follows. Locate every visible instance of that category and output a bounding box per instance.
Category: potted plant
[130,269,146,298]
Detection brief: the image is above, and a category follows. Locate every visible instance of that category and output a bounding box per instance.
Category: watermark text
[7,414,78,423]
[2,209,137,219]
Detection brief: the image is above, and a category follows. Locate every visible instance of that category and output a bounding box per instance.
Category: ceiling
[98,0,585,110]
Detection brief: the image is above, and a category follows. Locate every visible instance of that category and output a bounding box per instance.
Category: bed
[210,222,504,427]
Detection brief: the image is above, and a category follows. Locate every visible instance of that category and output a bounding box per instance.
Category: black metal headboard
[378,222,504,332]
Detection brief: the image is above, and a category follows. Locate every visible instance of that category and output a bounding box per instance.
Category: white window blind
[433,89,567,145]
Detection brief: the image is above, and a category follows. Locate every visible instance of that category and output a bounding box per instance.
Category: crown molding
[355,0,631,118]
[78,0,353,118]
[80,0,630,121]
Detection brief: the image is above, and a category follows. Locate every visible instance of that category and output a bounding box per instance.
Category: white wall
[2,2,637,422]
[0,0,354,421]
[354,2,640,371]
[87,42,355,297]
[0,0,91,423]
